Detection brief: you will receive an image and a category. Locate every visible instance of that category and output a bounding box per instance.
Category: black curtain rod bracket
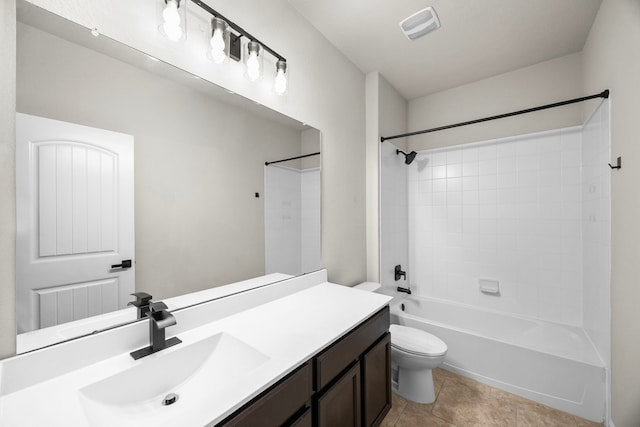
[380,89,610,143]
[265,152,320,166]
[609,156,621,170]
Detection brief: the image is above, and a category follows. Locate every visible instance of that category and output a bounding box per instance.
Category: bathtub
[388,294,605,422]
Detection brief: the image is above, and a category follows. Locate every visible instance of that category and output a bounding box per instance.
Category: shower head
[396,149,417,165]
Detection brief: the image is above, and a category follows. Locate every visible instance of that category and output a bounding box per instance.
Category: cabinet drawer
[219,362,312,427]
[314,306,389,391]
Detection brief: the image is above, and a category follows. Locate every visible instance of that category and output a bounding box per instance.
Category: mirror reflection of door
[16,113,134,333]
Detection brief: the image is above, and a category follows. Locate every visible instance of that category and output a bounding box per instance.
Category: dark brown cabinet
[362,333,392,427]
[290,408,312,427]
[314,306,391,427]
[218,363,312,427]
[316,362,361,427]
[217,306,391,427]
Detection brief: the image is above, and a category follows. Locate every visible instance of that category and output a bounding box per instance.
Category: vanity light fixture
[158,0,186,42]
[163,0,289,95]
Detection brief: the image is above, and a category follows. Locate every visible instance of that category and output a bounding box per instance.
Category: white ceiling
[288,0,602,100]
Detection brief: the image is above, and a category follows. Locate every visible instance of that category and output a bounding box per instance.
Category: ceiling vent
[399,6,440,41]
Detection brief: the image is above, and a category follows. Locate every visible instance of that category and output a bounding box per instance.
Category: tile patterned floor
[381,368,603,427]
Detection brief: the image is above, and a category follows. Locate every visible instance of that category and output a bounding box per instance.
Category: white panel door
[16,113,134,333]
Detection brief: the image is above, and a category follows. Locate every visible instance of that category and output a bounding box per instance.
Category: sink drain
[162,393,179,406]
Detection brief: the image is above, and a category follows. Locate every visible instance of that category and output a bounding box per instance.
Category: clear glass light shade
[158,0,186,42]
[274,60,288,95]
[209,18,230,64]
[245,41,263,82]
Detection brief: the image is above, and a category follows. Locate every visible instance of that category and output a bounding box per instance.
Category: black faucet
[395,265,412,294]
[128,292,152,319]
[130,301,182,360]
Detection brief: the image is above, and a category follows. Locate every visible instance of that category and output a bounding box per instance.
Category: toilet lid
[390,324,447,357]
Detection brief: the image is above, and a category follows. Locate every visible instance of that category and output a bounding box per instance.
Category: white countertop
[0,281,391,426]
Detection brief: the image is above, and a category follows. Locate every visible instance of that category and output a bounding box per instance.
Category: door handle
[111,259,132,269]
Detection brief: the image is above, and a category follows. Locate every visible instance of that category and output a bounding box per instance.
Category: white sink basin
[78,332,269,426]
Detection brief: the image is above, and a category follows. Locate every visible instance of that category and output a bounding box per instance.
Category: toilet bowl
[389,324,447,404]
[354,282,448,404]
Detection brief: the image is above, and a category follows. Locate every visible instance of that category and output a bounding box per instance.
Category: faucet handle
[128,292,152,307]
[149,301,169,313]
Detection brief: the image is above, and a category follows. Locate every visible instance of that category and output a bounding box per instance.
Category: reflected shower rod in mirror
[158,0,289,94]
[265,152,320,166]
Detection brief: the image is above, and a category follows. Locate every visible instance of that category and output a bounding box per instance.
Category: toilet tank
[354,282,382,292]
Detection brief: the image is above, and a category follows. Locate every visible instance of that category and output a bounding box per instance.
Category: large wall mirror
[16,1,322,353]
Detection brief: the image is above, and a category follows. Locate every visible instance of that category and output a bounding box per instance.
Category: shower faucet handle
[395,265,406,281]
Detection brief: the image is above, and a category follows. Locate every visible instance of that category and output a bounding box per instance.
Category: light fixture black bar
[189,0,286,62]
[380,90,610,143]
[265,152,320,166]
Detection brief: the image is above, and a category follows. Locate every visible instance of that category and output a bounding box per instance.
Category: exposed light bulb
[162,0,181,26]
[274,68,287,95]
[246,51,261,81]
[210,29,226,64]
[161,0,183,41]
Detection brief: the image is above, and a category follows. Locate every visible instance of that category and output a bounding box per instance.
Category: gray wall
[365,72,408,283]
[17,24,304,300]
[407,53,586,151]
[0,0,17,358]
[583,0,640,425]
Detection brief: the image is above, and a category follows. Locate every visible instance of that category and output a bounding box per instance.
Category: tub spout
[397,286,412,295]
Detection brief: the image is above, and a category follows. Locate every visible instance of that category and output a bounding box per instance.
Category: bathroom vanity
[219,306,391,427]
[0,270,392,426]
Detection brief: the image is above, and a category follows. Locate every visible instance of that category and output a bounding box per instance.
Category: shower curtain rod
[380,89,610,143]
[265,152,320,166]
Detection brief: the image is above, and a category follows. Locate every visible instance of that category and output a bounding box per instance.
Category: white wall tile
[479,159,497,175]
[433,165,447,179]
[385,119,608,333]
[406,127,586,325]
[447,150,462,164]
[433,179,447,193]
[462,162,479,176]
[447,164,462,178]
[462,147,479,163]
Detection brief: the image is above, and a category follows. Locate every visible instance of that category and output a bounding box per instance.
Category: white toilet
[355,282,448,404]
[389,324,447,404]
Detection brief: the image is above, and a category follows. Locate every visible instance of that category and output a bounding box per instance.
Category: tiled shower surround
[265,166,321,276]
[383,101,611,327]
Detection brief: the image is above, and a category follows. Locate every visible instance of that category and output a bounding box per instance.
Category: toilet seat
[390,324,447,357]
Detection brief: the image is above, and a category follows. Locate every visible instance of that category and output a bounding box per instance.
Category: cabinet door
[316,362,361,427]
[362,333,391,427]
